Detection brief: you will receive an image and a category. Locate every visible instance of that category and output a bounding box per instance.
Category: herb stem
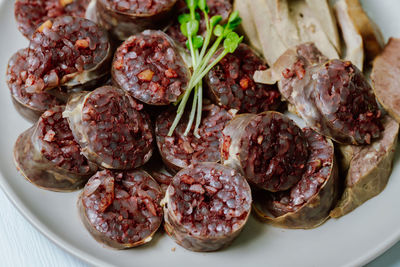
[194,81,203,138]
[198,12,211,67]
[177,82,194,114]
[193,35,224,78]
[191,50,228,90]
[168,2,242,137]
[188,37,197,68]
[184,84,199,135]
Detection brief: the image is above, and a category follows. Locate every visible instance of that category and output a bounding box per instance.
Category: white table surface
[0,186,399,267]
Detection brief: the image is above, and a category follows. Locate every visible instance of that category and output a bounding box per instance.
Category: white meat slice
[335,0,364,70]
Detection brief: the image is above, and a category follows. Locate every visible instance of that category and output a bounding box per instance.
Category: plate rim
[2,164,400,267]
[0,175,112,267]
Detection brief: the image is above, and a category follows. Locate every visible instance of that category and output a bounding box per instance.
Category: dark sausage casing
[112,30,191,106]
[79,170,163,249]
[96,0,177,40]
[222,111,309,192]
[163,162,252,252]
[252,128,339,229]
[25,16,111,92]
[142,150,174,195]
[155,104,233,172]
[14,105,97,191]
[331,116,399,218]
[64,86,154,170]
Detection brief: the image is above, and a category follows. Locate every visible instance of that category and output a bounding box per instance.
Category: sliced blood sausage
[156,104,233,172]
[15,0,92,38]
[330,116,399,218]
[6,48,67,122]
[166,0,232,47]
[162,162,252,252]
[259,43,383,145]
[308,59,383,144]
[222,111,309,192]
[95,0,177,40]
[79,169,163,249]
[13,106,97,191]
[64,86,154,170]
[112,30,191,105]
[253,128,339,229]
[205,43,281,113]
[25,16,111,92]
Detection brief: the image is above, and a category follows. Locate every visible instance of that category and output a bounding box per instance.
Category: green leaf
[226,11,242,30]
[210,15,222,27]
[228,17,242,30]
[228,11,240,24]
[214,24,224,37]
[186,20,199,37]
[185,35,203,51]
[223,27,232,37]
[223,32,243,53]
[178,13,191,25]
[192,35,204,49]
[198,0,209,12]
[180,22,189,37]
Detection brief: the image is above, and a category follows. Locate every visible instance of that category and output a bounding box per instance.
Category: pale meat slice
[289,0,339,60]
[330,116,399,218]
[249,0,288,66]
[253,42,327,85]
[264,0,300,48]
[305,0,341,52]
[371,38,400,123]
[253,46,299,85]
[341,0,384,62]
[248,0,339,66]
[234,0,262,53]
[335,0,364,71]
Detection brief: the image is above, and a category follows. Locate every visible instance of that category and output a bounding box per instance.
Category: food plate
[1,0,400,266]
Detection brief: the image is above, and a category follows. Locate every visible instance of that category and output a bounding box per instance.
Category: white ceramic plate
[1,0,400,266]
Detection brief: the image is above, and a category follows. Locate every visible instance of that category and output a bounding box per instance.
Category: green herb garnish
[168,0,243,137]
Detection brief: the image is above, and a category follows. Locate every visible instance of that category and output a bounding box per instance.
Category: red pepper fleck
[149,81,161,92]
[294,61,306,80]
[165,68,178,78]
[181,174,195,185]
[113,60,124,70]
[222,136,231,160]
[239,78,250,89]
[282,68,294,79]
